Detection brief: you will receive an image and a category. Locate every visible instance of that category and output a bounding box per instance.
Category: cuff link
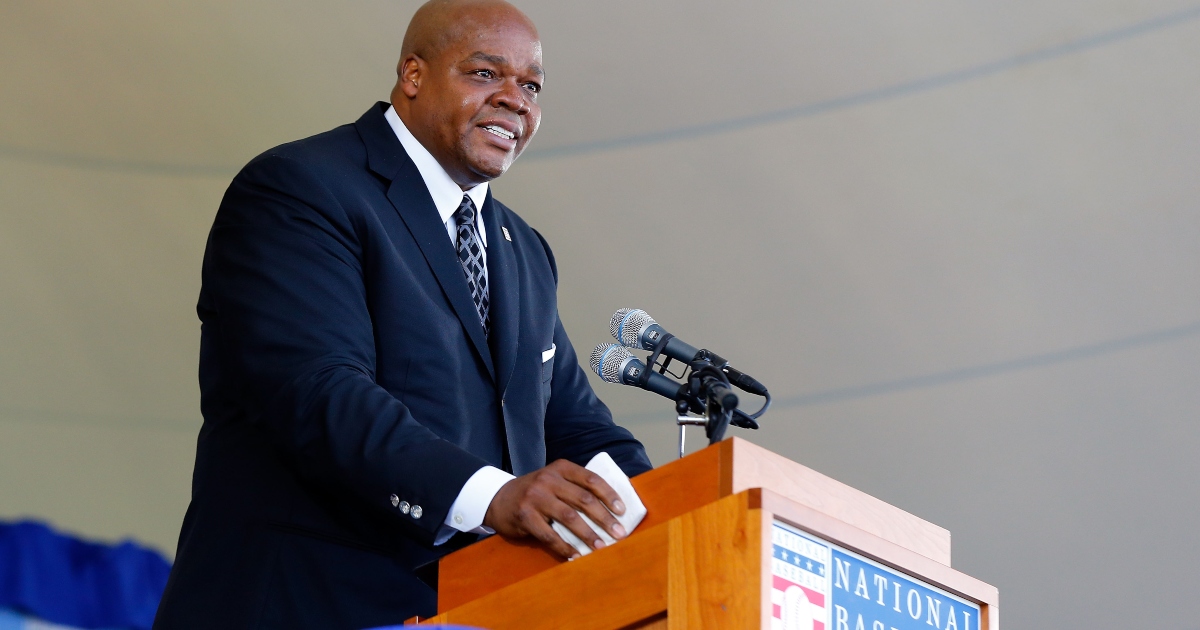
[389,494,399,508]
[411,505,423,519]
[399,501,411,515]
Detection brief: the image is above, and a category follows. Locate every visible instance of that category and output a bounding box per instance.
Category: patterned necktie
[453,195,490,337]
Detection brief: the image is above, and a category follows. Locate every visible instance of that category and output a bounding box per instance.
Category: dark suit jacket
[154,102,652,629]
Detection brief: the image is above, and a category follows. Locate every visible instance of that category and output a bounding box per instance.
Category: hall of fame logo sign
[771,521,981,630]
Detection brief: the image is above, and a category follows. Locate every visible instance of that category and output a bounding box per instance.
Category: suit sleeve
[199,153,487,544]
[531,230,654,477]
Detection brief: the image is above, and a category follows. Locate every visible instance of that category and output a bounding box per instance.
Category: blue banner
[771,521,980,630]
[829,548,978,630]
[0,520,170,630]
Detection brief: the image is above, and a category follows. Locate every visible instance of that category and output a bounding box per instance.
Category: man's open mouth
[482,124,516,141]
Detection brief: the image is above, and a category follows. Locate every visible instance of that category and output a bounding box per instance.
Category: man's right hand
[482,459,628,559]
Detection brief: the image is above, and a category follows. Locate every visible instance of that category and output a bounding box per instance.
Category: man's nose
[491,80,530,115]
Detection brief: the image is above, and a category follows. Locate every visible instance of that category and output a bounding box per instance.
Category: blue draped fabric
[0,521,170,630]
[0,607,82,629]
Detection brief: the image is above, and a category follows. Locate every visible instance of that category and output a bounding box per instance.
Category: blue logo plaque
[771,520,981,630]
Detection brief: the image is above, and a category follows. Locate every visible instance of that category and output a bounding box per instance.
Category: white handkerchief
[551,452,647,557]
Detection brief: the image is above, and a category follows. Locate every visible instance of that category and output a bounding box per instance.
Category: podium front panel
[770,520,982,630]
[760,491,998,630]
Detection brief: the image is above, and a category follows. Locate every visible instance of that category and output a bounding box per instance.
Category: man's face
[411,16,543,187]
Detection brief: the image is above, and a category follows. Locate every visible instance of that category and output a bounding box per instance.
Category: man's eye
[523,83,541,94]
[474,69,495,79]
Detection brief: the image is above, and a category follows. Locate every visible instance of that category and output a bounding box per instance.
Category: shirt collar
[384,105,489,234]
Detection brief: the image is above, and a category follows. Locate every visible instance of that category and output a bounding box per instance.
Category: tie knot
[454,195,476,226]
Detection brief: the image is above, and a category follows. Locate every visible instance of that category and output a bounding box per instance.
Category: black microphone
[609,308,708,362]
[589,344,684,401]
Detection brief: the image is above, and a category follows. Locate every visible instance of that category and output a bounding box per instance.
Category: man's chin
[467,155,516,182]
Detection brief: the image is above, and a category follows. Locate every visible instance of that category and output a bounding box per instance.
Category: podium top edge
[719,437,953,566]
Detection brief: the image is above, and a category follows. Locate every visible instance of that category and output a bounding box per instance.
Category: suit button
[389,494,399,508]
[411,505,423,519]
[398,501,411,515]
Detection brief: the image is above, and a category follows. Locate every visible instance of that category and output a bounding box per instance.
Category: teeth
[483,125,515,140]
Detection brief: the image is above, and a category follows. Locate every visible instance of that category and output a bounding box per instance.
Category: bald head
[391,0,544,189]
[401,0,538,63]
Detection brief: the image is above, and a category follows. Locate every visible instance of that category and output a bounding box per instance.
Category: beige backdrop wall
[2,1,1198,627]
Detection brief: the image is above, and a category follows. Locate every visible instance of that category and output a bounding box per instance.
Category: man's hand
[483,459,628,559]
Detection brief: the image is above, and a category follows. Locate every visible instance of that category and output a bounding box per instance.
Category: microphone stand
[639,336,742,458]
[672,360,738,457]
[674,409,707,460]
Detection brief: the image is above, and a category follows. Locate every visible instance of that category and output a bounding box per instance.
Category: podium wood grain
[437,438,950,611]
[665,491,762,629]
[420,492,763,630]
[426,523,670,630]
[436,442,723,611]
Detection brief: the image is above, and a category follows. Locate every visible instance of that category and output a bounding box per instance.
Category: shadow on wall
[0,521,170,630]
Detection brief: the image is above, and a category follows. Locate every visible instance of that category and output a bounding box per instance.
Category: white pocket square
[542,344,556,363]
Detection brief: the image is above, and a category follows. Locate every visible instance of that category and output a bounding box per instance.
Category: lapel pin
[501,226,512,242]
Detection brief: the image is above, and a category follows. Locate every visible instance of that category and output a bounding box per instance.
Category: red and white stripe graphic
[771,522,831,630]
[771,574,826,630]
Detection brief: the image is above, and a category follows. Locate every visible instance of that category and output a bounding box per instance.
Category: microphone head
[609,308,657,347]
[590,343,635,383]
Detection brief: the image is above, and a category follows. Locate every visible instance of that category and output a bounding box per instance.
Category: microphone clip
[641,334,741,452]
[636,331,676,391]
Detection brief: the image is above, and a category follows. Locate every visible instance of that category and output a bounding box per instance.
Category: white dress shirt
[383,105,516,544]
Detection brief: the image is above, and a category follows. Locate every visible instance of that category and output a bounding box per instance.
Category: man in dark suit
[153,1,652,627]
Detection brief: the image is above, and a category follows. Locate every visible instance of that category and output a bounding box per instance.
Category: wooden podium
[410,438,998,629]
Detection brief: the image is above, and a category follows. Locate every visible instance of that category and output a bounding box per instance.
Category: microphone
[609,308,706,362]
[609,308,768,397]
[589,344,684,401]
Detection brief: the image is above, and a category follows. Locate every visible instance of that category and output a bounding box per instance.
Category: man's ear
[398,55,423,99]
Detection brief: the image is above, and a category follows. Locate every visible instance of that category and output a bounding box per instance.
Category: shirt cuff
[438,465,515,542]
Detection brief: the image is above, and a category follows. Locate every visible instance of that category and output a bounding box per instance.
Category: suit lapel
[357,103,495,380]
[482,193,520,396]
